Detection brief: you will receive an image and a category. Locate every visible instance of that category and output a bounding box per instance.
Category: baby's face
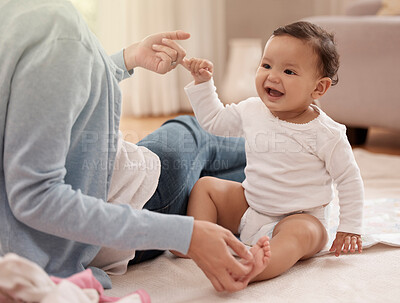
[255,35,322,120]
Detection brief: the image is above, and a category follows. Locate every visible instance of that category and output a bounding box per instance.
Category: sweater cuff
[144,210,194,254]
[110,50,134,81]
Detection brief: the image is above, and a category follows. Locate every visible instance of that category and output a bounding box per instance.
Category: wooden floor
[361,127,400,155]
[120,114,400,155]
[119,114,192,144]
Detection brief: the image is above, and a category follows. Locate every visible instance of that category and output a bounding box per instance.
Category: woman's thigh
[137,115,246,215]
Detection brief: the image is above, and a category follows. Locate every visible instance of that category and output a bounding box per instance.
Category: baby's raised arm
[182,57,213,84]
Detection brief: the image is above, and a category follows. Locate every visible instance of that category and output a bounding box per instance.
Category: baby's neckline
[266,104,322,127]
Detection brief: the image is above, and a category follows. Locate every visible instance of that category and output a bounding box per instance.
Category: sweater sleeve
[184,79,244,137]
[4,38,193,254]
[110,49,134,80]
[321,132,364,235]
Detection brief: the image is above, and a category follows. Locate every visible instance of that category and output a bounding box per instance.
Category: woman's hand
[124,30,190,74]
[329,232,363,257]
[187,220,254,292]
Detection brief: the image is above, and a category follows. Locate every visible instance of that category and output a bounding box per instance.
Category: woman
[0,0,253,292]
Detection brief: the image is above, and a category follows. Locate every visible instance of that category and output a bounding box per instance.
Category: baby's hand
[329,232,362,257]
[182,57,213,84]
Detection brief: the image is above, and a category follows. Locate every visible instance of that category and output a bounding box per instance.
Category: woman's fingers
[152,44,178,63]
[151,38,187,66]
[161,38,187,64]
[202,268,224,292]
[187,221,253,292]
[162,30,191,41]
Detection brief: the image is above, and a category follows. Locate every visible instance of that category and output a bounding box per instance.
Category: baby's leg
[187,177,273,281]
[187,176,249,234]
[250,213,328,282]
[171,177,249,258]
[233,236,271,283]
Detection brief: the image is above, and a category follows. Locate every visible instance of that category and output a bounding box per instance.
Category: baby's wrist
[194,77,212,85]
[194,79,207,85]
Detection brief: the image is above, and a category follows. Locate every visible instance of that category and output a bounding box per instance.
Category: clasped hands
[123,30,189,73]
[123,30,213,83]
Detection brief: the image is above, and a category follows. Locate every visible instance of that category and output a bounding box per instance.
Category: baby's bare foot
[235,236,271,283]
[249,236,271,280]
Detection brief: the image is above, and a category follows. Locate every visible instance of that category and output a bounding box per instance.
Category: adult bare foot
[234,236,271,283]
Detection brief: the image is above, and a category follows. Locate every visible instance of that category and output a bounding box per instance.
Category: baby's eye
[262,63,271,69]
[284,69,296,75]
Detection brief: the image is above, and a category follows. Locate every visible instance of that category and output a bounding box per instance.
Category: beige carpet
[106,149,400,302]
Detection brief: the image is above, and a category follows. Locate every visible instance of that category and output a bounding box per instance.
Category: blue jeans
[130,115,246,264]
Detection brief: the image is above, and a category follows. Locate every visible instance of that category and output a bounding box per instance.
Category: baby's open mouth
[267,87,284,97]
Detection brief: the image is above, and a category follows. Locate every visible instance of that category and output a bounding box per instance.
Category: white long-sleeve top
[185,79,364,234]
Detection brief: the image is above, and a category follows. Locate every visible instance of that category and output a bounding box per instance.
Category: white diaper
[238,206,328,246]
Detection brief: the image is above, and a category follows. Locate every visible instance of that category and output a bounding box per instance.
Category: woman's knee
[162,115,203,144]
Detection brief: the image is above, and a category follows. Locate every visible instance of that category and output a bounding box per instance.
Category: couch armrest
[305,16,400,131]
[346,0,382,16]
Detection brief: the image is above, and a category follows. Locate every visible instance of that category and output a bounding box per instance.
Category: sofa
[306,0,400,144]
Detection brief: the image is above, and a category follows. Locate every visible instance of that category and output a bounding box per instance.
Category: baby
[180,21,364,284]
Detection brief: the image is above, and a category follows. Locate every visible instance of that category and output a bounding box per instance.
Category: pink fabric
[50,269,150,303]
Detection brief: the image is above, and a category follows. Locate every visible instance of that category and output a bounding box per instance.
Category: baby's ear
[311,77,332,99]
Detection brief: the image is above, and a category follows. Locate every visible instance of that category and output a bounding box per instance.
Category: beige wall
[225,0,355,48]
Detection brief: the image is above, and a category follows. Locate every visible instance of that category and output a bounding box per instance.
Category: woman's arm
[4,38,193,254]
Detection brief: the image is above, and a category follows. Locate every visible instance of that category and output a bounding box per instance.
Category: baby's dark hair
[273,21,339,86]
